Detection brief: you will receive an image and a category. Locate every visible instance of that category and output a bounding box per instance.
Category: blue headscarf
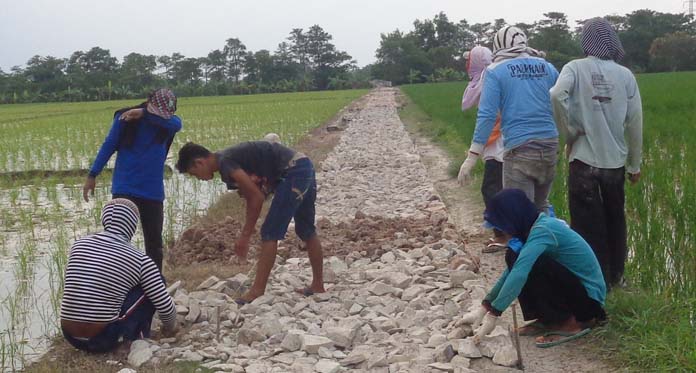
[483,189,540,245]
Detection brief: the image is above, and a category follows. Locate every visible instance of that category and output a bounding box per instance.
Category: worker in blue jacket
[83,88,182,270]
[459,189,606,348]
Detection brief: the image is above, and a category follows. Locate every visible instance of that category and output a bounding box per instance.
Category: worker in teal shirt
[459,189,606,348]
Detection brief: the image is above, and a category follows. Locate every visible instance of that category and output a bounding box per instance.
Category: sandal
[295,287,315,297]
[535,328,591,348]
[482,242,507,253]
[517,321,547,336]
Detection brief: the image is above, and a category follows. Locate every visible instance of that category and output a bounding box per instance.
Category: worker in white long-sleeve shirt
[60,198,177,352]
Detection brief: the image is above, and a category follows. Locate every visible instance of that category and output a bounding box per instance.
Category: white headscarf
[492,26,545,62]
[461,46,493,111]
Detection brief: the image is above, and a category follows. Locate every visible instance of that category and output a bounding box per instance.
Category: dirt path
[400,90,614,373]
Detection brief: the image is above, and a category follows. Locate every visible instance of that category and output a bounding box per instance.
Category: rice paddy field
[401,71,696,371]
[0,89,366,371]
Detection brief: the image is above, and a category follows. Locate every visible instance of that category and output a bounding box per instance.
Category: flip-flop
[482,242,507,253]
[234,298,251,306]
[295,287,315,297]
[517,321,548,336]
[535,328,591,348]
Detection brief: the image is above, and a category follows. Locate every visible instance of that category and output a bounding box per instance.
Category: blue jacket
[473,56,559,151]
[89,111,182,202]
[485,214,607,313]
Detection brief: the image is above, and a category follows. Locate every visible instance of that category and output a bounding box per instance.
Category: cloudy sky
[0,0,686,70]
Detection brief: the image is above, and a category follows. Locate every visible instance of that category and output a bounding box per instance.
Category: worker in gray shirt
[550,17,643,289]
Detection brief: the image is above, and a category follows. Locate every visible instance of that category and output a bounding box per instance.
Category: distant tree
[24,55,67,94]
[373,30,433,84]
[649,32,696,71]
[530,12,581,69]
[224,38,247,83]
[120,53,158,92]
[206,49,227,83]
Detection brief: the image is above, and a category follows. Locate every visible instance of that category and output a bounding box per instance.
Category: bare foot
[237,289,264,304]
[294,285,326,296]
[535,317,584,344]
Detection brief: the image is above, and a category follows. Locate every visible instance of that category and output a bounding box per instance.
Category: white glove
[457,153,479,186]
[456,305,487,327]
[473,313,498,344]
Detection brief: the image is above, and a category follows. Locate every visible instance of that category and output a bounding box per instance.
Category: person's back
[216,141,296,190]
[552,57,642,171]
[475,55,559,150]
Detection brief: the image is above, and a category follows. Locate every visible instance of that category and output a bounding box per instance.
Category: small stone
[210,363,244,372]
[387,272,412,289]
[326,327,355,348]
[317,346,333,358]
[492,344,519,367]
[380,251,396,263]
[175,305,189,314]
[427,334,447,347]
[185,302,201,323]
[281,331,304,352]
[349,303,363,315]
[117,369,137,373]
[428,362,454,372]
[127,340,152,368]
[314,359,341,373]
[367,353,388,369]
[197,276,220,290]
[180,350,203,362]
[401,285,425,301]
[368,281,397,296]
[237,328,265,345]
[451,355,471,369]
[340,352,367,366]
[166,280,182,295]
[457,338,482,358]
[302,335,334,354]
[434,344,456,363]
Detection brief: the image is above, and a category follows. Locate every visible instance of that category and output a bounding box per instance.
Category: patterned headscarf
[147,88,177,119]
[492,26,545,62]
[581,18,625,62]
[461,46,493,111]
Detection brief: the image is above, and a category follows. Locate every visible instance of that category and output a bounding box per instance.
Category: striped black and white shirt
[61,201,176,329]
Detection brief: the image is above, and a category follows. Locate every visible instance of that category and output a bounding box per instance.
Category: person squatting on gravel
[550,17,643,289]
[83,88,183,270]
[175,141,324,304]
[60,199,177,353]
[469,26,560,212]
[459,189,607,348]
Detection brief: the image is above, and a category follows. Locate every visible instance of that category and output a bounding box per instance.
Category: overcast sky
[0,0,686,70]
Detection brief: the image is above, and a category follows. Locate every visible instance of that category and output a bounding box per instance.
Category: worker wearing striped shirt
[60,199,177,352]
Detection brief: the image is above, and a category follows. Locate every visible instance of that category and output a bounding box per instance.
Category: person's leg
[118,285,156,340]
[599,167,627,287]
[293,172,324,294]
[241,240,279,301]
[481,159,504,209]
[513,254,573,325]
[532,146,558,212]
[503,151,536,203]
[112,194,164,270]
[568,161,612,286]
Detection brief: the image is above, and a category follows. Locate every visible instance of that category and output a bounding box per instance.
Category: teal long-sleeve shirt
[485,214,607,313]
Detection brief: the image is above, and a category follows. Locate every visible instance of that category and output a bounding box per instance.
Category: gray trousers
[503,141,558,211]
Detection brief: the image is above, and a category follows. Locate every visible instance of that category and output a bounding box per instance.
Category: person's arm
[139,258,176,331]
[121,109,183,133]
[484,268,509,306]
[471,71,501,155]
[625,76,643,178]
[490,228,557,313]
[231,168,265,258]
[550,64,581,145]
[89,117,122,178]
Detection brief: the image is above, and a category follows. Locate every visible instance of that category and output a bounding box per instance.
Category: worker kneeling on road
[459,189,607,348]
[60,199,177,353]
[175,141,324,304]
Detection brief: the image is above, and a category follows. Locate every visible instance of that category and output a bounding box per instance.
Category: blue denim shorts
[261,158,317,241]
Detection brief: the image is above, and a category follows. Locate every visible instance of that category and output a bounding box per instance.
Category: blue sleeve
[143,112,182,133]
[548,62,560,86]
[89,118,122,177]
[490,227,557,312]
[473,70,501,145]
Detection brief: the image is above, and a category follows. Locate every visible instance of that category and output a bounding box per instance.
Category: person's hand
[628,172,640,185]
[83,176,96,202]
[120,108,145,122]
[235,234,251,260]
[472,313,498,344]
[161,323,178,338]
[456,305,487,327]
[457,153,479,186]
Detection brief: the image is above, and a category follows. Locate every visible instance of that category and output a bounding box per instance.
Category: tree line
[372,9,696,85]
[0,25,369,104]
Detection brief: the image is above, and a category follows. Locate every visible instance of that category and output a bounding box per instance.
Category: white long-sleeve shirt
[550,56,643,173]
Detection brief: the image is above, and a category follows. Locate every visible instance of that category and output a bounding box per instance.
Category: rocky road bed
[125,88,521,373]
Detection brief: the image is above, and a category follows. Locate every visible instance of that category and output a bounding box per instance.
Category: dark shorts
[62,286,155,353]
[261,158,317,242]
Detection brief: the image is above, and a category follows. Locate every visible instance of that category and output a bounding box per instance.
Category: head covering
[581,18,625,62]
[483,189,540,243]
[101,198,139,241]
[147,88,177,119]
[263,133,281,144]
[492,26,545,62]
[461,46,493,111]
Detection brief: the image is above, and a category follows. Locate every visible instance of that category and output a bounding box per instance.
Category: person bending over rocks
[175,141,325,304]
[459,189,606,348]
[60,199,177,353]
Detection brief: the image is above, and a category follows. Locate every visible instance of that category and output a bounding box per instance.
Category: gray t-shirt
[216,141,295,190]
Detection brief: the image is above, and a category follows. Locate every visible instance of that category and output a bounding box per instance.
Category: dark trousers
[568,160,627,287]
[481,159,503,209]
[506,251,606,325]
[62,286,155,353]
[113,194,164,270]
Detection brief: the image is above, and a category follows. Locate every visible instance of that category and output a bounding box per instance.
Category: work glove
[457,152,479,186]
[473,312,498,344]
[456,305,487,327]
